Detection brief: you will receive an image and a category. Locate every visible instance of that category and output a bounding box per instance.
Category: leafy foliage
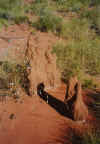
[71,131,100,144]
[52,16,100,81]
[0,60,30,96]
[33,9,62,34]
[0,0,26,27]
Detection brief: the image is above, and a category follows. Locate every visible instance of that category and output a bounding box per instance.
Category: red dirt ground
[0,84,96,144]
[0,24,98,144]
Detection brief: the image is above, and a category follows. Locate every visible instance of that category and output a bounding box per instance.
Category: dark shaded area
[37,83,73,119]
[89,90,100,101]
[89,0,100,7]
[21,72,30,96]
[52,127,83,144]
[90,24,100,36]
[86,90,100,121]
[0,77,9,89]
[9,113,16,120]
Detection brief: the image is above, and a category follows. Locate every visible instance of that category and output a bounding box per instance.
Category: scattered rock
[3,109,7,112]
[13,95,20,99]
[20,100,23,104]
[9,113,16,120]
[14,100,18,103]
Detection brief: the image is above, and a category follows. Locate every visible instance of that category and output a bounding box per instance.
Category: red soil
[0,24,97,144]
[0,84,96,144]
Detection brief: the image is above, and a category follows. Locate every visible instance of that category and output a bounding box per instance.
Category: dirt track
[0,84,95,144]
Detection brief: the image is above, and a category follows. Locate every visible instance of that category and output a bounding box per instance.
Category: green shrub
[29,0,48,16]
[66,126,100,144]
[52,34,100,81]
[71,132,100,144]
[94,6,100,30]
[14,16,29,24]
[79,5,100,36]
[0,60,30,96]
[60,18,91,40]
[82,79,95,89]
[34,9,62,34]
[0,0,26,26]
[54,0,91,13]
[81,131,100,144]
[52,41,82,80]
[2,61,13,73]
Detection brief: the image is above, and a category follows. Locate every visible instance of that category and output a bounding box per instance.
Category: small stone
[9,113,16,120]
[20,100,23,104]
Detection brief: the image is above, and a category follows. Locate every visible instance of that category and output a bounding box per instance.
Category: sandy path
[0,84,86,144]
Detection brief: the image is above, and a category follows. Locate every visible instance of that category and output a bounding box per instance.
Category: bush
[81,130,100,144]
[52,35,100,81]
[65,126,100,144]
[0,60,31,96]
[54,0,91,13]
[71,132,100,144]
[29,0,48,16]
[52,41,83,80]
[82,79,95,89]
[60,18,91,40]
[14,16,29,24]
[34,9,62,34]
[0,0,26,27]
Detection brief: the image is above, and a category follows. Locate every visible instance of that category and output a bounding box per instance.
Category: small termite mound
[64,76,88,121]
[64,76,78,103]
[74,82,88,121]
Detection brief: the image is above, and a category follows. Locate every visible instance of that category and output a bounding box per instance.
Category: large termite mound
[25,32,61,95]
[64,76,88,121]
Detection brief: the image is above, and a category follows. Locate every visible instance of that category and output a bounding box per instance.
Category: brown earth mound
[0,25,61,96]
[74,82,88,121]
[64,76,88,121]
[25,32,61,95]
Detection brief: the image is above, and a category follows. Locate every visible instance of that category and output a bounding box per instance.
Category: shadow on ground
[37,83,73,120]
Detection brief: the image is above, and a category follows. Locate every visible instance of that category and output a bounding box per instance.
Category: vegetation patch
[0,59,31,98]
[0,0,28,28]
[71,130,100,144]
[33,9,62,34]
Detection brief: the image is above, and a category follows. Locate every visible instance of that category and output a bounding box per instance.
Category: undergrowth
[0,0,28,28]
[0,59,31,97]
[33,9,62,34]
[71,131,100,144]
